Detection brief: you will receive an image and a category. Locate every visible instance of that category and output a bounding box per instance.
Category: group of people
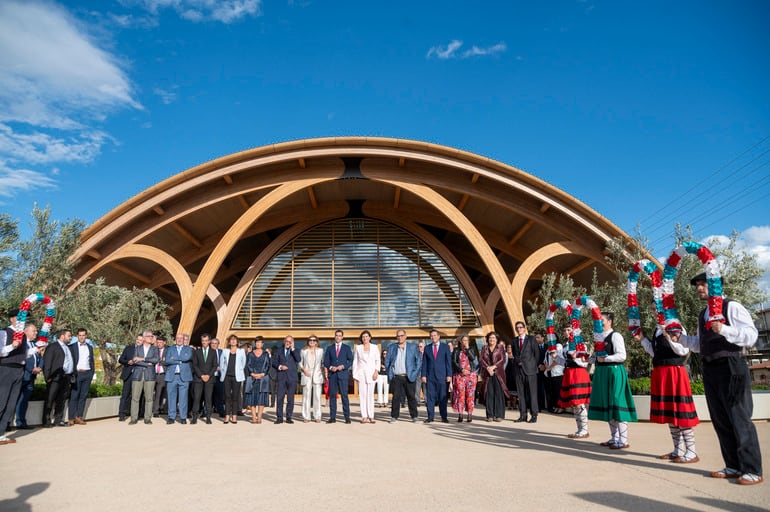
[0,310,96,439]
[0,273,763,485]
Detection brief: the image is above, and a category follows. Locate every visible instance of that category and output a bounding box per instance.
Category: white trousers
[359,379,376,419]
[301,383,322,421]
[376,375,389,405]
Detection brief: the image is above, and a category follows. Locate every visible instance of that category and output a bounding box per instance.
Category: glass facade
[233,218,479,330]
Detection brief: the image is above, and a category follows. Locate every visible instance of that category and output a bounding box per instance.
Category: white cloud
[128,0,261,23]
[0,1,140,199]
[427,40,507,60]
[0,164,57,199]
[703,227,770,297]
[426,40,463,59]
[153,87,178,105]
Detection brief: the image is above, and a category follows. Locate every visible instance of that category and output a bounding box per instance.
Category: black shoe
[42,423,53,428]
[457,416,463,423]
[275,419,284,424]
[285,418,294,424]
[144,419,152,425]
[128,419,138,425]
[423,418,434,423]
[326,418,336,424]
[344,418,351,424]
[205,417,212,424]
[153,413,159,418]
[56,421,70,427]
[118,416,126,422]
[528,416,538,423]
[190,417,197,425]
[514,417,527,423]
[179,419,187,424]
[166,419,174,425]
[440,418,449,423]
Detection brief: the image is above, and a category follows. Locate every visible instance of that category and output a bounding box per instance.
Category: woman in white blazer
[300,335,324,423]
[353,330,380,423]
[219,334,247,424]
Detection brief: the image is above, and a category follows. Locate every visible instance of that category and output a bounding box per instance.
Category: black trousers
[703,357,763,475]
[192,379,214,418]
[43,376,71,424]
[153,374,167,415]
[515,367,539,417]
[223,376,240,417]
[390,375,417,419]
[119,377,132,418]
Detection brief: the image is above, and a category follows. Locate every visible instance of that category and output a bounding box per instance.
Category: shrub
[690,380,705,395]
[628,377,650,395]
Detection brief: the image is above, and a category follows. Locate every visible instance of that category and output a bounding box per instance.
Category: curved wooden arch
[484,241,592,323]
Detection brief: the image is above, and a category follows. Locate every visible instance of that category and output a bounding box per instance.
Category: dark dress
[245,350,271,407]
[480,344,509,420]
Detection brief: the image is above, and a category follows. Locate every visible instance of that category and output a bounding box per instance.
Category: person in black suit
[191,334,217,424]
[1,309,27,444]
[42,329,74,427]
[421,329,452,423]
[67,328,95,425]
[512,321,540,423]
[323,329,354,424]
[152,334,168,418]
[118,335,143,421]
[272,335,301,424]
[535,333,548,412]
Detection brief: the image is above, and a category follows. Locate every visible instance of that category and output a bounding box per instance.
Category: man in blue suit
[272,335,301,424]
[323,329,353,424]
[129,330,159,425]
[164,332,193,424]
[67,328,95,425]
[384,329,422,423]
[421,329,452,423]
[14,325,42,430]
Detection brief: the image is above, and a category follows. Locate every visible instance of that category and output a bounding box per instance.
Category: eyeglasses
[309,338,318,342]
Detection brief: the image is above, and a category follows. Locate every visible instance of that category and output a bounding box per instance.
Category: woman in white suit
[219,334,247,424]
[300,335,324,423]
[353,330,380,424]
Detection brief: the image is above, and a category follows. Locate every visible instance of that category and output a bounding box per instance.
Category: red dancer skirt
[649,365,699,428]
[558,367,591,407]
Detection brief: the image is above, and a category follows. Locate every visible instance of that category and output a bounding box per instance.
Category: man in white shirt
[67,328,94,425]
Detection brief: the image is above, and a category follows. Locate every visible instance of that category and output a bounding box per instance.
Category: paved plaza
[0,403,768,512]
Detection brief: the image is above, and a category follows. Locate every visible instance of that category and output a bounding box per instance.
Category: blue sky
[1,0,769,290]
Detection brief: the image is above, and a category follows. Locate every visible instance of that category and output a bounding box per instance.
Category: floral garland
[573,295,605,356]
[627,259,664,337]
[663,241,724,331]
[545,300,573,352]
[13,293,56,345]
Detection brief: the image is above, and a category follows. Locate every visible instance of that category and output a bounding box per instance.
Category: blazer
[421,342,452,382]
[131,344,160,382]
[512,334,540,376]
[323,343,353,379]
[218,348,246,382]
[70,342,95,373]
[384,343,422,383]
[479,344,510,397]
[43,341,72,382]
[23,340,42,381]
[272,346,301,383]
[192,347,218,382]
[164,345,194,382]
[118,343,137,381]
[352,344,380,383]
[300,348,324,386]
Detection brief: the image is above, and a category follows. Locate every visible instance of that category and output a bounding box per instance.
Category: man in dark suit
[535,332,548,412]
[129,330,159,425]
[118,334,142,421]
[42,328,74,427]
[512,321,540,423]
[164,332,193,424]
[323,329,353,424]
[210,338,225,416]
[67,328,95,425]
[272,335,301,424]
[14,326,42,430]
[152,334,168,418]
[421,329,452,423]
[191,334,217,424]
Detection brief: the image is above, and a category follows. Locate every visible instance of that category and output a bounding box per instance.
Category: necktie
[156,349,163,373]
[336,344,340,357]
[433,344,438,359]
[519,337,524,350]
[285,348,289,359]
[203,348,208,362]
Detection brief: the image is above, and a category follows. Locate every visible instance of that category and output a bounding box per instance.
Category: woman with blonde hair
[352,330,380,424]
[300,335,324,423]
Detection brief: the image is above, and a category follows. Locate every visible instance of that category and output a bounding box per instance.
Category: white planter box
[632,392,770,421]
[19,396,121,426]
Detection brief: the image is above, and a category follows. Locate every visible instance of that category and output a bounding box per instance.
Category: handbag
[245,375,254,394]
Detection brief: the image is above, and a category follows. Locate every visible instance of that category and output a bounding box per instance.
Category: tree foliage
[58,279,172,385]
